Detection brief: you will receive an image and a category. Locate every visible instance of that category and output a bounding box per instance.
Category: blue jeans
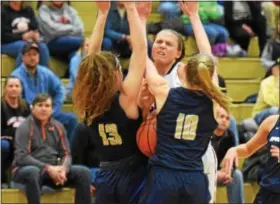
[254,107,279,126]
[184,23,229,44]
[53,111,78,143]
[229,116,240,146]
[90,168,100,184]
[218,169,245,204]
[47,36,83,61]
[1,40,50,68]
[1,139,13,183]
[66,54,83,99]
[158,2,181,20]
[102,37,153,58]
[13,165,92,204]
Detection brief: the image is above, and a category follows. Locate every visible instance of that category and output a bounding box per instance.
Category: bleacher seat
[1,188,74,204]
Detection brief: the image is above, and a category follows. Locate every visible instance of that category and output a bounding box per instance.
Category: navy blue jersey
[260,116,280,193]
[90,94,143,162]
[150,87,217,171]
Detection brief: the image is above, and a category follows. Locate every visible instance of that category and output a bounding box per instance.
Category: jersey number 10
[175,114,199,141]
[98,124,123,146]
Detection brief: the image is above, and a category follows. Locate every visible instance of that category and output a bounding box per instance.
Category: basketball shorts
[202,143,218,202]
[139,166,210,204]
[254,187,280,204]
[94,154,147,204]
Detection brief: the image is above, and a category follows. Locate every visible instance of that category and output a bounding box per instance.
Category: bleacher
[1,1,265,203]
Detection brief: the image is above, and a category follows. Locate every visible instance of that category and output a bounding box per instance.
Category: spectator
[224,1,267,55]
[1,1,49,68]
[38,1,84,63]
[253,60,279,125]
[182,1,229,57]
[102,2,151,58]
[71,124,100,186]
[211,106,245,204]
[157,1,181,20]
[1,76,31,188]
[12,93,91,204]
[65,37,89,101]
[262,2,279,37]
[261,22,280,70]
[11,41,78,142]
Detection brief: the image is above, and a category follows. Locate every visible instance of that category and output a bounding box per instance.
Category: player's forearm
[189,15,212,55]
[87,11,108,56]
[235,144,251,158]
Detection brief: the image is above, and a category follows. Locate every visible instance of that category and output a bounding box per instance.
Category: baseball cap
[21,41,40,54]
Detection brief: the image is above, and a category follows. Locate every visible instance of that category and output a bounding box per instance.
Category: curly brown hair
[72,52,121,125]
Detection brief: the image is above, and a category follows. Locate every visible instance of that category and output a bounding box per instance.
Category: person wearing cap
[11,41,78,143]
[1,1,50,68]
[252,58,279,125]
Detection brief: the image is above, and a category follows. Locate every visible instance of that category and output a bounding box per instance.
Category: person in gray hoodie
[38,1,84,63]
[12,93,91,204]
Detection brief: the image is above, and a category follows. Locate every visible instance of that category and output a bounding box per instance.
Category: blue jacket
[104,5,130,41]
[11,64,65,115]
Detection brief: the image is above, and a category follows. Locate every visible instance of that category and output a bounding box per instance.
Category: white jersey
[164,62,217,201]
[164,62,181,88]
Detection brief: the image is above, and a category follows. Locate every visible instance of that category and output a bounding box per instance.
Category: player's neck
[155,61,175,77]
[214,128,225,136]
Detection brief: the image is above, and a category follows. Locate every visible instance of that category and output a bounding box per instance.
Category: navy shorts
[139,166,210,204]
[254,187,280,204]
[95,155,147,204]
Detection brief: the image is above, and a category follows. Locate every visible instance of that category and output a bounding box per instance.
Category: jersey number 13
[98,124,123,146]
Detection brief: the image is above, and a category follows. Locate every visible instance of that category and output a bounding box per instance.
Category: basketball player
[223,114,280,204]
[139,1,219,201]
[72,1,151,203]
[140,23,231,204]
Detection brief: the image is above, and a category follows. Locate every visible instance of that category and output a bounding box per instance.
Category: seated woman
[1,1,49,68]
[1,76,31,188]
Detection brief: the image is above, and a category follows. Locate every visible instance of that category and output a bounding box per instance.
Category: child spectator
[66,38,89,101]
[1,1,49,68]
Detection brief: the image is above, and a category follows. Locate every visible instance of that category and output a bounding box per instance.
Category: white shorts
[202,143,218,202]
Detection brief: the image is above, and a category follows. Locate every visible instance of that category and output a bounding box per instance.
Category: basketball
[136,116,157,157]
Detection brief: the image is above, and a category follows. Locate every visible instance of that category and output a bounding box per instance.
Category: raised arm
[145,58,169,113]
[119,2,150,118]
[179,1,211,54]
[87,1,110,56]
[179,1,218,85]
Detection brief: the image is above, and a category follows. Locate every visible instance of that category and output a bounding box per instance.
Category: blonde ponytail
[197,63,231,113]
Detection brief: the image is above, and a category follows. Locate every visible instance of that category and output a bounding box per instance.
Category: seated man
[11,41,78,142]
[12,93,91,204]
[211,106,245,204]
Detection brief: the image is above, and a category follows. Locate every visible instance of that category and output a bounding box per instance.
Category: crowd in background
[1,1,279,203]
